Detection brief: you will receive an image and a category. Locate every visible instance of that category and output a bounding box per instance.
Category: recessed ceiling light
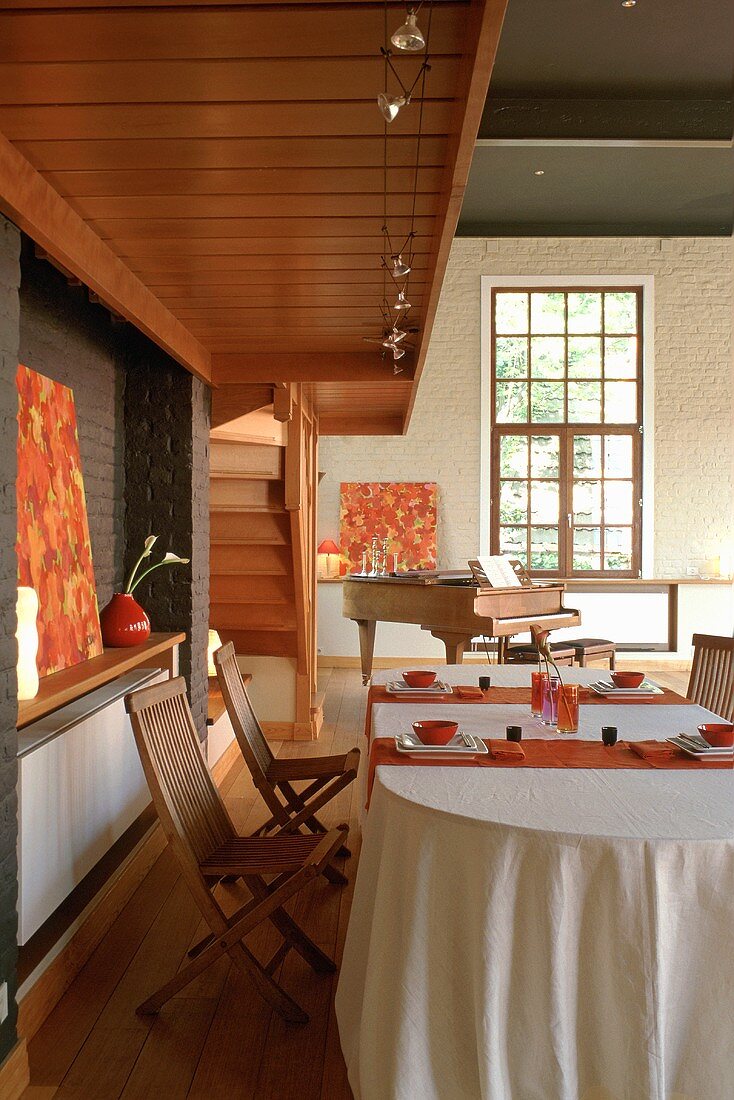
[622,1,636,7]
[534,169,545,176]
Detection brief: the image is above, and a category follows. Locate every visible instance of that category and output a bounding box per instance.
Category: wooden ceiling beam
[0,131,210,382]
[211,382,274,430]
[213,353,413,385]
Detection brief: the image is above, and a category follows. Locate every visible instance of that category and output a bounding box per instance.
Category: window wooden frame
[489,286,643,578]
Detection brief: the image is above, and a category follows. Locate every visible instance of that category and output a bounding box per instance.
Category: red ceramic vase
[100,593,151,647]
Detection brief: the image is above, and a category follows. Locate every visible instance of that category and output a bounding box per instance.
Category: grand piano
[342,570,581,683]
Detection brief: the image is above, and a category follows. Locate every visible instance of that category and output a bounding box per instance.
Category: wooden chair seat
[267,748,360,782]
[200,833,325,877]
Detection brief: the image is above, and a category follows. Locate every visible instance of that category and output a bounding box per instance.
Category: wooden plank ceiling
[0,0,506,434]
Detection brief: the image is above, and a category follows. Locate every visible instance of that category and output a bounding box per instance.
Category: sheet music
[476,555,523,588]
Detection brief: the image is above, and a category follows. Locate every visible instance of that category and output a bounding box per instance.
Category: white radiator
[17,666,167,945]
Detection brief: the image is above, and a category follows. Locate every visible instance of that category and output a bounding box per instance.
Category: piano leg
[354,618,376,685]
[428,631,471,665]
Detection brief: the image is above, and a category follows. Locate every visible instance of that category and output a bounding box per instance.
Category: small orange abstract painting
[339,482,438,573]
[16,364,103,676]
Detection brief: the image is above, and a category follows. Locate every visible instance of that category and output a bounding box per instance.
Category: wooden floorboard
[23,667,362,1100]
[21,662,691,1100]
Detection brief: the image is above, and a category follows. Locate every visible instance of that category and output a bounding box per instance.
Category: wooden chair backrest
[214,641,276,792]
[125,677,234,869]
[687,634,734,722]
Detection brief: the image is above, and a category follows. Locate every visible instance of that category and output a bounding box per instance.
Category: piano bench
[569,638,616,669]
[505,642,576,666]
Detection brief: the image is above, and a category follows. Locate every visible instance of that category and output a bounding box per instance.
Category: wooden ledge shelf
[17,632,185,730]
[207,673,251,727]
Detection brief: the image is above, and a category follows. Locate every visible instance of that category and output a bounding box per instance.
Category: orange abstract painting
[16,364,103,676]
[339,482,438,573]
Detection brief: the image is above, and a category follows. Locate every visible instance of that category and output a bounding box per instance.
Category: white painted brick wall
[319,236,733,577]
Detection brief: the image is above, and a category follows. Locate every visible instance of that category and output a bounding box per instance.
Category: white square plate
[394,731,488,755]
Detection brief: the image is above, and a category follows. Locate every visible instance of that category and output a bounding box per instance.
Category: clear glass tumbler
[531,671,548,717]
[541,676,560,726]
[557,683,579,734]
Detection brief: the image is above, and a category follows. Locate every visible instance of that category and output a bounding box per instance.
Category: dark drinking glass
[602,726,618,746]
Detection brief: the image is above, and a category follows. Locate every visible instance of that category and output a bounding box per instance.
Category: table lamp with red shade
[317,539,341,578]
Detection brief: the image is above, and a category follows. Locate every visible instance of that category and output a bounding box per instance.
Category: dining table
[335,664,734,1100]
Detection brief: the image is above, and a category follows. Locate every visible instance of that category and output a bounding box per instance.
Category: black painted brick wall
[0,217,20,1064]
[123,334,210,737]
[18,241,126,604]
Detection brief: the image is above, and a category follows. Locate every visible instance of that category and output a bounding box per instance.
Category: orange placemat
[365,684,690,741]
[366,736,731,806]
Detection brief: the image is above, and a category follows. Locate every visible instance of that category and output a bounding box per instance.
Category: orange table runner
[365,683,690,742]
[367,736,731,806]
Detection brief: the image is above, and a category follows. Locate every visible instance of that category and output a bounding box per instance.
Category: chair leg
[323,862,348,886]
[188,931,215,958]
[137,936,309,1025]
[306,812,351,858]
[242,874,337,974]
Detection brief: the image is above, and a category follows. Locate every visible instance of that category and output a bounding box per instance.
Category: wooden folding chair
[125,676,348,1025]
[687,634,734,721]
[214,641,359,885]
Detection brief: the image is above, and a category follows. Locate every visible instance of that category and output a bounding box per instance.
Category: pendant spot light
[393,288,411,311]
[378,92,409,122]
[391,9,426,51]
[391,254,412,277]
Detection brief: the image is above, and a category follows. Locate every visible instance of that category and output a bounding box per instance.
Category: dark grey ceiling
[486,0,733,99]
[457,0,734,236]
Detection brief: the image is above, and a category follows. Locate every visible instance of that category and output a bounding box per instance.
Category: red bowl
[698,723,734,748]
[412,720,458,746]
[611,671,645,689]
[403,670,437,689]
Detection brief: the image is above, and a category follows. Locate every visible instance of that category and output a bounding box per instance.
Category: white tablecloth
[336,670,734,1100]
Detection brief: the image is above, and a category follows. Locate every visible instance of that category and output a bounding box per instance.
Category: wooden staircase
[210,388,321,738]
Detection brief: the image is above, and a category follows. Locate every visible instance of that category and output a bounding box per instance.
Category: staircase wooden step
[218,628,298,659]
[210,602,297,631]
[211,440,283,479]
[210,573,294,603]
[210,511,290,544]
[210,477,285,512]
[211,544,291,575]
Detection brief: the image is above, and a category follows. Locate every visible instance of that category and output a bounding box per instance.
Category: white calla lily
[125,535,191,594]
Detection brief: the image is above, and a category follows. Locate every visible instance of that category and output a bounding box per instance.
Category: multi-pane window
[490,288,642,577]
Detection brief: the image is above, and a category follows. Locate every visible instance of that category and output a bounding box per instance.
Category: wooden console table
[17,632,185,729]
